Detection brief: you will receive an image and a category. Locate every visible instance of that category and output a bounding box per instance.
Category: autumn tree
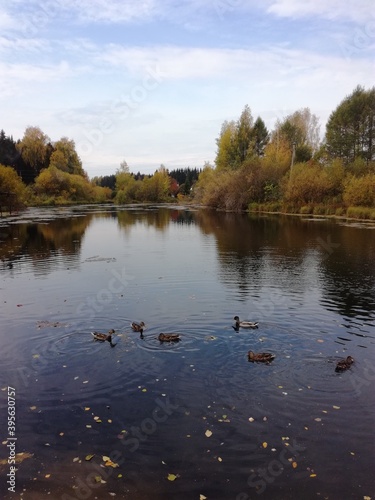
[325,85,375,164]
[215,120,237,170]
[235,105,254,165]
[17,126,51,178]
[51,137,84,176]
[0,164,26,208]
[273,108,320,162]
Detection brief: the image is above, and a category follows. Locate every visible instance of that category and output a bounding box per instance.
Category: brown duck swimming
[234,316,259,329]
[335,356,354,372]
[91,329,115,342]
[158,333,180,342]
[248,350,275,363]
[131,321,145,333]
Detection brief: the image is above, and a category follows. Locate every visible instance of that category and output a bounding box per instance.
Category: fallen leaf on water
[200,495,207,500]
[103,456,119,468]
[83,380,89,384]
[59,432,64,436]
[292,462,297,469]
[304,426,309,430]
[117,474,123,478]
[0,452,33,466]
[322,410,328,414]
[73,457,79,463]
[84,407,90,411]
[314,418,322,422]
[310,473,317,478]
[109,494,116,497]
[167,473,179,481]
[218,457,223,462]
[74,376,79,380]
[94,476,101,483]
[45,474,51,478]
[350,452,355,456]
[317,339,324,343]
[85,454,95,461]
[108,419,112,423]
[363,496,371,500]
[205,430,213,438]
[249,417,255,422]
[86,425,92,429]
[262,442,268,449]
[30,406,37,411]
[142,388,147,392]
[32,354,40,359]
[333,405,340,410]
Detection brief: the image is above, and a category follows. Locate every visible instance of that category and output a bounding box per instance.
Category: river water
[0,205,374,499]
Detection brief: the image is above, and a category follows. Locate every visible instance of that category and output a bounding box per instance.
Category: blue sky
[0,0,374,177]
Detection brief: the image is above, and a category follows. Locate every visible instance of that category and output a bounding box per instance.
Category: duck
[335,356,354,372]
[233,316,259,329]
[131,321,145,333]
[158,333,180,342]
[248,350,275,363]
[91,329,115,342]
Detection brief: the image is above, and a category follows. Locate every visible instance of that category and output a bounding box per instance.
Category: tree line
[1,84,374,217]
[195,85,375,219]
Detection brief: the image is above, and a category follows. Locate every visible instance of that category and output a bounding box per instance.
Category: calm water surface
[0,205,374,500]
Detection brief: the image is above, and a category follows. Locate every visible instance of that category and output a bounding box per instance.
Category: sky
[0,0,374,178]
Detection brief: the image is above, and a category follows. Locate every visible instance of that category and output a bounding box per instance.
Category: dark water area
[0,205,374,500]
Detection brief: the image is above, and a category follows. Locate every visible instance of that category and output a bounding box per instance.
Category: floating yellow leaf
[59,432,64,436]
[117,474,123,478]
[108,419,112,423]
[218,457,223,462]
[85,454,95,461]
[105,460,119,468]
[30,406,37,411]
[292,462,297,469]
[103,456,119,468]
[94,476,102,483]
[310,473,317,478]
[86,425,92,428]
[205,430,213,438]
[249,417,255,422]
[317,339,324,343]
[0,452,33,466]
[142,388,147,392]
[200,495,207,500]
[262,442,268,448]
[33,354,40,359]
[167,473,178,481]
[45,474,51,478]
[84,407,90,411]
[350,452,355,456]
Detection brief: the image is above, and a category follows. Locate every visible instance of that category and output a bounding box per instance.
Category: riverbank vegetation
[1,85,374,218]
[195,85,375,218]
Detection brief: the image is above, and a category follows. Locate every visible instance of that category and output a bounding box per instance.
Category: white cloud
[267,0,374,23]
